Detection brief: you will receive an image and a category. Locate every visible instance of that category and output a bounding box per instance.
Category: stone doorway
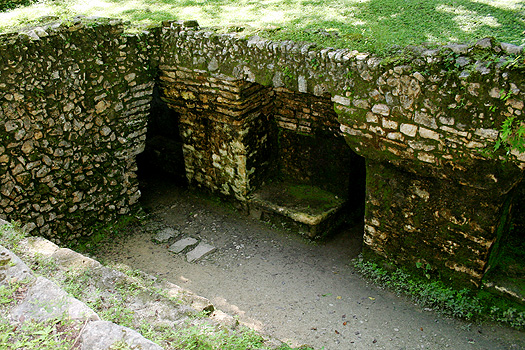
[136,85,187,185]
[249,88,366,239]
[139,75,367,242]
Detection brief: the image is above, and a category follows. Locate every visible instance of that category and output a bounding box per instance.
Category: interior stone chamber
[1,17,524,287]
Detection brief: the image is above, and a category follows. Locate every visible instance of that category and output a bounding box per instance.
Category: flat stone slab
[168,237,198,254]
[186,242,216,263]
[250,182,345,225]
[249,181,347,239]
[10,276,99,323]
[81,320,163,350]
[153,227,179,243]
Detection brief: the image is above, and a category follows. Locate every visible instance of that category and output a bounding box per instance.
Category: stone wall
[0,17,154,244]
[1,18,524,286]
[156,22,524,286]
[274,87,363,199]
[158,66,275,200]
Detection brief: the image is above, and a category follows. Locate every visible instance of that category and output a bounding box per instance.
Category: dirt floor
[94,174,525,350]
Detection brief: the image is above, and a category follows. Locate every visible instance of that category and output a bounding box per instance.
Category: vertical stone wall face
[274,87,363,198]
[159,67,275,200]
[1,18,523,285]
[332,46,525,286]
[0,18,154,244]
[365,160,511,285]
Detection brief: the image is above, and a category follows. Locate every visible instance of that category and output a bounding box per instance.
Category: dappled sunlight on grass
[1,0,524,53]
[472,0,524,10]
[437,4,501,33]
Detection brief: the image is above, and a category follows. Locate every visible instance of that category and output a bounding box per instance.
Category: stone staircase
[0,219,284,349]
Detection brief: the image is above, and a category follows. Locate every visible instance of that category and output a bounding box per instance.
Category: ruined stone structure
[0,18,153,243]
[1,18,524,286]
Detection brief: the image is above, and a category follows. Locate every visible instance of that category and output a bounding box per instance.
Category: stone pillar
[159,67,275,200]
[363,159,516,287]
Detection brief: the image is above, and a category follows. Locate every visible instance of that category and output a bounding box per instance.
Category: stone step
[0,220,285,350]
[0,241,162,350]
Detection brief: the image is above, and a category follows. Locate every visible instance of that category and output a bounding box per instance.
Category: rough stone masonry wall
[1,17,524,286]
[157,22,524,286]
[273,87,364,199]
[0,18,154,244]
[158,66,275,200]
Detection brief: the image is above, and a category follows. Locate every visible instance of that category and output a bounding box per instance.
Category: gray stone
[455,57,470,67]
[501,42,523,55]
[19,236,60,257]
[10,276,99,323]
[52,248,102,270]
[446,44,469,54]
[475,62,491,75]
[94,266,128,290]
[476,37,493,49]
[186,242,216,263]
[0,246,33,284]
[168,237,198,254]
[80,320,163,350]
[153,227,179,243]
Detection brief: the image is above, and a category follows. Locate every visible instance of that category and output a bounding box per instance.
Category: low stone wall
[0,18,154,244]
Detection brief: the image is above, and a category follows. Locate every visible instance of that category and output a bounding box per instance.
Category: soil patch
[94,173,525,350]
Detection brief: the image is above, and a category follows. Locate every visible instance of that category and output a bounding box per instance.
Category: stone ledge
[249,181,347,239]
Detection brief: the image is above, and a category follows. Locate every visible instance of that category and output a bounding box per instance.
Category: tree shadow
[71,0,525,50]
[352,0,525,47]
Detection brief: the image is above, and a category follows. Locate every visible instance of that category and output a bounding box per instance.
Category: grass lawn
[1,0,524,54]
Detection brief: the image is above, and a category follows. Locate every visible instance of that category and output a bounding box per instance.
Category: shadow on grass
[353,0,525,47]
[2,0,523,52]
[121,9,178,23]
[259,0,524,53]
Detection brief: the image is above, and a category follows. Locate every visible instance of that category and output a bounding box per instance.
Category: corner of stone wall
[0,17,156,245]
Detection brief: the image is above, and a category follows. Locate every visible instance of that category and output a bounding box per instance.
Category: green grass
[0,281,81,349]
[354,257,525,330]
[1,0,524,54]
[0,221,27,251]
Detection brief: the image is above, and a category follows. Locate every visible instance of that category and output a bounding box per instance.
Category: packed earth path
[95,173,525,350]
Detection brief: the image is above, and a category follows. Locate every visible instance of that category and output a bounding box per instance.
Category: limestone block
[80,321,162,350]
[10,276,99,323]
[186,242,216,263]
[168,237,198,254]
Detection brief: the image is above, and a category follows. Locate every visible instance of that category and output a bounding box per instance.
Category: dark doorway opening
[136,86,187,189]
